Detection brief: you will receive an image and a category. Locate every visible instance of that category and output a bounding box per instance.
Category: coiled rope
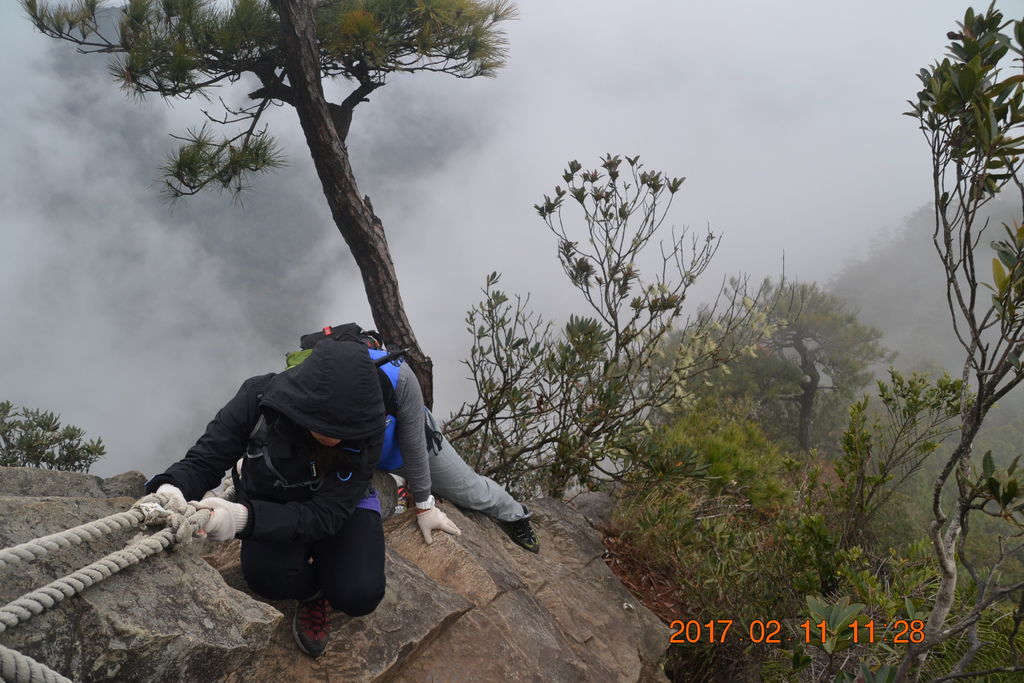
[0,492,214,683]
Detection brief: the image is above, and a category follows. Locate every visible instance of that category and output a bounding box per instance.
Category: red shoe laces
[298,599,330,636]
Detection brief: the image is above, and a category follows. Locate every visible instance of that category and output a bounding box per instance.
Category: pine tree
[22,0,518,405]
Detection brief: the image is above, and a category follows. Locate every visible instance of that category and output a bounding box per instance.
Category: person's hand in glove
[415,495,462,545]
[156,484,189,515]
[193,497,249,541]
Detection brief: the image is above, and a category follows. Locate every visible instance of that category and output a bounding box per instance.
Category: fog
[0,0,985,476]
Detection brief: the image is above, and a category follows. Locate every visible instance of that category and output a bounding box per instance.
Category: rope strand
[0,509,147,571]
[0,644,72,683]
[0,492,214,681]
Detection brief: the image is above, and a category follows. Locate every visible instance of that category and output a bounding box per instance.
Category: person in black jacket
[144,340,391,658]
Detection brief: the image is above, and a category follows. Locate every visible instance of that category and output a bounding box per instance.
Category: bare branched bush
[447,155,773,497]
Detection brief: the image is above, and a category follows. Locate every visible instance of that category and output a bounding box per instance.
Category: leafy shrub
[448,155,770,497]
[0,400,105,472]
[658,399,789,509]
[615,404,836,680]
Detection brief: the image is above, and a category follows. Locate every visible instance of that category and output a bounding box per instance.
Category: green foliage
[780,513,842,595]
[839,540,938,629]
[0,400,106,472]
[905,4,1024,389]
[787,542,940,681]
[616,403,844,681]
[834,369,963,546]
[536,153,694,353]
[23,0,517,197]
[834,663,898,683]
[317,0,516,78]
[659,400,787,509]
[917,599,1024,681]
[965,449,1024,525]
[988,222,1024,331]
[899,6,1024,678]
[805,595,866,656]
[907,5,1024,202]
[449,155,770,497]
[159,122,285,198]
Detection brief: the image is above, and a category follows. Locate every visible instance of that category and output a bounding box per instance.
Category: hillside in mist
[830,197,1024,460]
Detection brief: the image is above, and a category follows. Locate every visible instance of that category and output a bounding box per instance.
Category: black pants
[240,508,385,616]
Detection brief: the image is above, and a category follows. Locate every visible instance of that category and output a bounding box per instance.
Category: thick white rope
[0,643,72,683]
[0,497,211,634]
[0,493,212,682]
[0,509,147,571]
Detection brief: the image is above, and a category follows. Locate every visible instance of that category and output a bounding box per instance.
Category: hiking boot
[502,514,540,554]
[292,597,331,657]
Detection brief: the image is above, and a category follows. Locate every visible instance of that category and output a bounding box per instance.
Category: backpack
[299,323,381,351]
[285,323,443,455]
[286,323,402,413]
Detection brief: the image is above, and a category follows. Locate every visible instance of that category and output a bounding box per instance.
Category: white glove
[193,497,249,541]
[415,496,462,545]
[156,484,188,515]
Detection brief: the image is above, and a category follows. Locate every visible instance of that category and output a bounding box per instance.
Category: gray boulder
[567,490,618,531]
[0,493,279,681]
[0,466,146,499]
[0,467,669,681]
[383,498,668,682]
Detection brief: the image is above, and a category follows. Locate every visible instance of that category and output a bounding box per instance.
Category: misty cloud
[0,0,994,476]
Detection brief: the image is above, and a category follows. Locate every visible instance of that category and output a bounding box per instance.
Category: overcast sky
[0,0,995,477]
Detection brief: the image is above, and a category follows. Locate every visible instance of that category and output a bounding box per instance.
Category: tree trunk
[894,413,981,682]
[793,337,818,451]
[275,0,434,407]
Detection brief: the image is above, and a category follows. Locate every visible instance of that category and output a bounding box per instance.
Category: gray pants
[423,409,529,523]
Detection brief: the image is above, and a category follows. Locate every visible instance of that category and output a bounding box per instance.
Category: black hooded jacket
[145,340,386,543]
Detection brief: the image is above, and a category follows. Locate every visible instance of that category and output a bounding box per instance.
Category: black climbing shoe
[502,515,540,554]
[292,597,331,657]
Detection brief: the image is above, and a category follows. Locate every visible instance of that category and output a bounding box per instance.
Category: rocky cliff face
[0,467,668,681]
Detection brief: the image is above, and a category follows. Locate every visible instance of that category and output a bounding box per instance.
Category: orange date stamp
[669,619,926,645]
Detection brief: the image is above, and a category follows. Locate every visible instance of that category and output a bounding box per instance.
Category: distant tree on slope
[704,280,891,453]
